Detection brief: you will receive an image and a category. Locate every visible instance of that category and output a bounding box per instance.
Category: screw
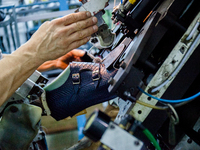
[110,124,115,129]
[164,72,169,77]
[187,138,192,144]
[120,62,126,69]
[134,141,140,146]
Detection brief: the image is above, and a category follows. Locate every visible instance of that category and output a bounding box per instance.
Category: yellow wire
[129,0,137,5]
[136,100,168,110]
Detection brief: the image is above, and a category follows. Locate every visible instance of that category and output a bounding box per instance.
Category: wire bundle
[138,87,200,103]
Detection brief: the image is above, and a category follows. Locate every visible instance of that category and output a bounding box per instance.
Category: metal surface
[100,122,143,150]
[90,23,116,49]
[114,99,134,124]
[77,0,115,49]
[103,37,133,69]
[103,43,125,69]
[75,0,109,15]
[130,12,200,122]
[29,70,42,83]
[108,12,160,93]
[174,117,200,150]
[0,70,48,115]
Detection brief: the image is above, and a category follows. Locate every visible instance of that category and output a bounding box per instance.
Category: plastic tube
[139,87,200,103]
[143,129,161,150]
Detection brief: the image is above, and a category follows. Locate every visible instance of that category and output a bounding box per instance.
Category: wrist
[20,42,46,67]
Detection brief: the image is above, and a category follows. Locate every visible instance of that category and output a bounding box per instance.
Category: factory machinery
[1,0,200,149]
[77,0,200,149]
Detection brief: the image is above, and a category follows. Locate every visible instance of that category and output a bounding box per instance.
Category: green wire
[143,129,161,150]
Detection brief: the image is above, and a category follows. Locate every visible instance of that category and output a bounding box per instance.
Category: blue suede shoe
[45,62,117,121]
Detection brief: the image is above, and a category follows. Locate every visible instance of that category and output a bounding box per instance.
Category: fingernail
[93,25,98,31]
[87,11,91,17]
[92,17,97,23]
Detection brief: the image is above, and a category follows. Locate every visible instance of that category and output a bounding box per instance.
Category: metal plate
[75,0,109,15]
[130,12,200,122]
[100,122,143,150]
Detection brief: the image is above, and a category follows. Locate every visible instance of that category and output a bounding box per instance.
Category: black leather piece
[46,62,117,120]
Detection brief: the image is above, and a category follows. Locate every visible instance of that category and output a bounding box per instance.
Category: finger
[62,11,92,26]
[66,25,98,44]
[65,17,97,35]
[56,61,68,70]
[67,37,90,51]
[71,49,86,57]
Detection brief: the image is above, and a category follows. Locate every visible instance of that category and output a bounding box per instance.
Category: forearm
[0,11,97,107]
[0,43,44,106]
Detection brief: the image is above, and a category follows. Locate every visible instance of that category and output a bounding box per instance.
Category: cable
[124,91,168,110]
[125,91,194,110]
[142,128,161,150]
[151,33,200,93]
[167,104,179,124]
[138,87,200,103]
[186,19,200,41]
[136,100,168,110]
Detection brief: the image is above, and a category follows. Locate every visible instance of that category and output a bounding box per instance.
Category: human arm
[0,11,98,106]
[37,49,86,72]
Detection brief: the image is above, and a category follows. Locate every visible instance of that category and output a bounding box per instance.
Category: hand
[37,49,85,72]
[26,11,98,64]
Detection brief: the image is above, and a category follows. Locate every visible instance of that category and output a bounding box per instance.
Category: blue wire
[121,0,123,4]
[138,87,200,103]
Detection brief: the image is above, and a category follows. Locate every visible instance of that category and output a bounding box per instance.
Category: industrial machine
[77,0,200,149]
[0,0,200,149]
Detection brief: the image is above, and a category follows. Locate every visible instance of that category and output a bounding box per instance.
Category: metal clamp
[72,73,80,84]
[92,70,100,81]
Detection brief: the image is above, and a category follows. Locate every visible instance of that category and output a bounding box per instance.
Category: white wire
[186,19,200,41]
[151,33,200,93]
[167,104,179,125]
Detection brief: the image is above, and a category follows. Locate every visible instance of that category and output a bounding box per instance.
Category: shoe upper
[46,62,117,120]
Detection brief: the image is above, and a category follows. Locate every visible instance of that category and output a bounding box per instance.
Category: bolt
[164,72,169,77]
[110,124,115,129]
[180,46,185,54]
[171,60,176,64]
[187,138,192,144]
[120,62,126,69]
[134,141,140,146]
